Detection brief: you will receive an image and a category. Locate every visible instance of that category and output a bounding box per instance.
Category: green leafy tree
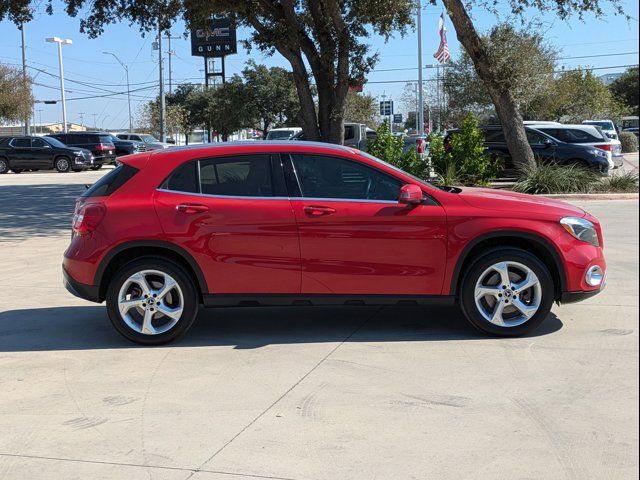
[443,23,557,121]
[166,83,200,144]
[2,1,414,145]
[537,68,628,122]
[242,61,300,137]
[137,101,187,140]
[344,91,378,129]
[206,76,252,141]
[0,62,33,124]
[439,0,625,168]
[610,67,639,116]
[368,121,428,179]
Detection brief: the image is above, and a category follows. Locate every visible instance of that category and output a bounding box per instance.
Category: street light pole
[20,24,30,135]
[157,25,166,142]
[417,0,425,136]
[103,52,132,132]
[46,36,72,133]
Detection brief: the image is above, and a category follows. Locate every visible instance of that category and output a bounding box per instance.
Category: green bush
[368,120,430,179]
[596,171,639,193]
[513,162,599,194]
[619,131,638,153]
[429,114,502,186]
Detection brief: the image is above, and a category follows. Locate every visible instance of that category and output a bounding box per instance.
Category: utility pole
[417,0,425,136]
[37,109,44,134]
[92,113,98,129]
[20,24,30,135]
[79,112,85,126]
[166,32,180,94]
[46,37,72,133]
[157,25,166,142]
[103,52,133,132]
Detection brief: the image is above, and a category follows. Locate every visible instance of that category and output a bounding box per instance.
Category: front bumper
[63,266,101,303]
[559,283,605,304]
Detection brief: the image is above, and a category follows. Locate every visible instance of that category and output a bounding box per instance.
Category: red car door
[285,153,448,295]
[154,154,301,294]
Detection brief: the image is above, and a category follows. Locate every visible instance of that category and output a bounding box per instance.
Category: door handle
[176,203,209,214]
[303,205,336,216]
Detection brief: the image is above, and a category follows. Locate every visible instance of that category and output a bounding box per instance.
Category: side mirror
[544,138,554,147]
[398,184,423,205]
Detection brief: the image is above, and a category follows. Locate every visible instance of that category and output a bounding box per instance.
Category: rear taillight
[595,144,612,151]
[73,202,106,236]
[95,143,113,151]
[416,138,424,154]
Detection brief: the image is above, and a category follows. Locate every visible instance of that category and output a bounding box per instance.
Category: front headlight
[560,217,599,247]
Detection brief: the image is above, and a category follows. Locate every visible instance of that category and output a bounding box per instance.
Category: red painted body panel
[62,142,607,302]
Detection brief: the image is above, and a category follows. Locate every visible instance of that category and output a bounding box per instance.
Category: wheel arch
[95,241,208,302]
[450,231,567,301]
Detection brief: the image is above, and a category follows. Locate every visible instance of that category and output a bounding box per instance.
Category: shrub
[596,170,639,193]
[368,120,430,179]
[619,131,638,153]
[429,114,502,186]
[513,162,599,194]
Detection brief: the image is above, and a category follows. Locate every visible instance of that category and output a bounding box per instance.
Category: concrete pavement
[0,170,637,480]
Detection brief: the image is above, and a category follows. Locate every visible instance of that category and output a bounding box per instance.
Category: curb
[541,193,639,201]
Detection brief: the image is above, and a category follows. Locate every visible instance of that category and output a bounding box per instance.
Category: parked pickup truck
[292,123,377,151]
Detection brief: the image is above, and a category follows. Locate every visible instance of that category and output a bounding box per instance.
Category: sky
[0,0,638,130]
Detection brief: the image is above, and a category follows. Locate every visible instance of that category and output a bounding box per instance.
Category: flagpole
[417,0,424,136]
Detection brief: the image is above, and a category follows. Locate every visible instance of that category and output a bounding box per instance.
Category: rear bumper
[63,266,101,303]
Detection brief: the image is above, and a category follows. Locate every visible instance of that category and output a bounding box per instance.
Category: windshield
[44,137,68,148]
[266,130,296,140]
[141,134,159,143]
[585,121,615,131]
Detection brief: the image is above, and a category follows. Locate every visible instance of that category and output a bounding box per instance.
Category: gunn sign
[191,18,237,57]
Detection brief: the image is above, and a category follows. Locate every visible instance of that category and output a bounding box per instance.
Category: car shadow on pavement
[0,305,563,352]
[0,183,85,241]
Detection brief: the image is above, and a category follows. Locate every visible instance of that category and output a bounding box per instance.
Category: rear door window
[200,155,273,197]
[160,161,199,193]
[484,130,506,143]
[31,138,47,148]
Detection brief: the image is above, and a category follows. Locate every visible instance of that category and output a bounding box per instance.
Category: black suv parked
[0,136,93,174]
[445,125,611,177]
[104,133,146,157]
[46,132,116,170]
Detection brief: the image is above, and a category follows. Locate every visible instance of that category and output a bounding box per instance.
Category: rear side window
[82,164,138,198]
[11,138,31,147]
[484,130,506,142]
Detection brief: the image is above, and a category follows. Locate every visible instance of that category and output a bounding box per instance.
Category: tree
[205,76,252,141]
[439,0,624,168]
[610,67,639,116]
[443,23,557,122]
[167,83,200,144]
[2,1,414,145]
[242,61,300,137]
[343,91,377,128]
[534,68,628,122]
[0,62,33,124]
[137,101,187,139]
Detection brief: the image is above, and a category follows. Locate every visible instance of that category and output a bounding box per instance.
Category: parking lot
[0,169,638,480]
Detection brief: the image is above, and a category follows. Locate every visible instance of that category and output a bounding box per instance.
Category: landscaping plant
[619,131,638,153]
[368,121,429,179]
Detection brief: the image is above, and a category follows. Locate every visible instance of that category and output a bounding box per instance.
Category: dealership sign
[191,18,237,57]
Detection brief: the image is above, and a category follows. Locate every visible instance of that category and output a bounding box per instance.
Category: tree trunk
[442,0,536,168]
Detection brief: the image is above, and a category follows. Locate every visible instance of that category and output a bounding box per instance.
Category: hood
[457,187,586,218]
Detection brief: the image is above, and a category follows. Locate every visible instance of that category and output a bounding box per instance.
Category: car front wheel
[106,258,199,345]
[460,248,554,336]
[54,157,71,173]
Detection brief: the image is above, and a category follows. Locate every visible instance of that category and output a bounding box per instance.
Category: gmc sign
[191,18,237,57]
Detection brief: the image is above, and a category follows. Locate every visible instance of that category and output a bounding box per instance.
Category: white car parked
[264,127,303,140]
[582,120,619,140]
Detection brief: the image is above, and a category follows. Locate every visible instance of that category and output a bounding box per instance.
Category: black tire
[54,156,71,173]
[90,165,102,171]
[11,169,23,174]
[459,248,554,337]
[106,258,199,345]
[0,158,7,174]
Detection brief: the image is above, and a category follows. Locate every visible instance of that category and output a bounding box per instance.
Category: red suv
[63,142,606,344]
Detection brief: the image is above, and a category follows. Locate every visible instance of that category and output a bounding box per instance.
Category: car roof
[149,140,355,157]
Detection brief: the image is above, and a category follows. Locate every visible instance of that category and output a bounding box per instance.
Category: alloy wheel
[474,261,542,328]
[117,270,184,335]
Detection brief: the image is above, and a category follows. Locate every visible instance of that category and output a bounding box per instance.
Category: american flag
[433,12,451,64]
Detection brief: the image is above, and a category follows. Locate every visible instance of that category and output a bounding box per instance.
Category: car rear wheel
[0,159,9,174]
[460,248,554,336]
[54,157,71,173]
[90,165,102,171]
[106,258,199,345]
